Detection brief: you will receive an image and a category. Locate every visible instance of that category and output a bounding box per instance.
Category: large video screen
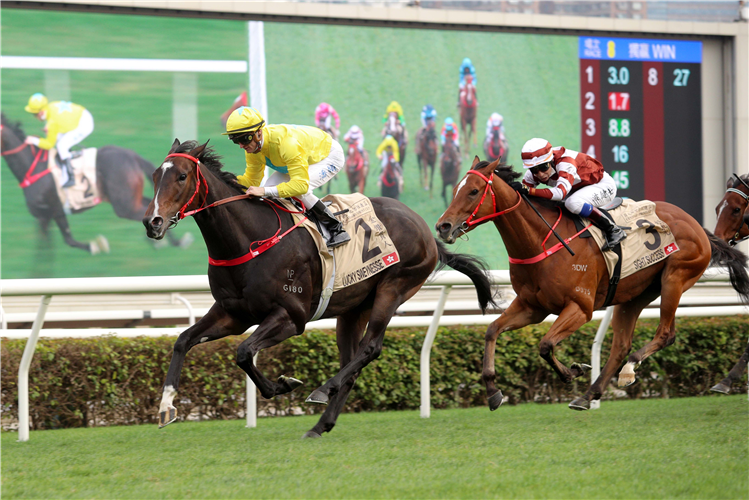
[3,8,605,278]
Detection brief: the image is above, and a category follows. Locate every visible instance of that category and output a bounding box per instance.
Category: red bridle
[460,169,522,230]
[1,138,51,188]
[161,152,307,266]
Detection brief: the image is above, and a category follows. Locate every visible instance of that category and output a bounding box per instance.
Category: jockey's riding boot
[309,200,351,248]
[61,158,75,188]
[588,207,627,251]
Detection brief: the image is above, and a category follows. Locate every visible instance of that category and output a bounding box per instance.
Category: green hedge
[2,316,747,429]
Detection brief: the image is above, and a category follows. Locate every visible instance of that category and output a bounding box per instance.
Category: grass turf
[2,395,747,499]
[1,8,580,278]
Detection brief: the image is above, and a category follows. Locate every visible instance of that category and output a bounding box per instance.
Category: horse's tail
[434,238,497,313]
[137,155,157,184]
[705,228,749,304]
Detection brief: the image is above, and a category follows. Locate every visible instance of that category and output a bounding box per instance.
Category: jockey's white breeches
[56,110,94,161]
[263,139,344,209]
[564,172,617,214]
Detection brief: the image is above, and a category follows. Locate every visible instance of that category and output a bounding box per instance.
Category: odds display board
[579,36,703,222]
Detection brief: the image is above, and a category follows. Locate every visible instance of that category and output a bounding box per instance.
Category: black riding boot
[309,200,351,248]
[587,207,627,251]
[61,158,75,188]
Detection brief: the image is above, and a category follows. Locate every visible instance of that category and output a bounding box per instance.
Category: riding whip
[521,193,575,256]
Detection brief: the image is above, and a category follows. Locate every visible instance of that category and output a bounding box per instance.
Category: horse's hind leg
[159,303,249,427]
[53,215,91,252]
[618,269,702,387]
[235,308,306,399]
[303,308,370,439]
[711,342,749,394]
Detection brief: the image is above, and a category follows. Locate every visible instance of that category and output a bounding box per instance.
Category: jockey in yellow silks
[224,106,350,248]
[24,93,94,188]
[375,135,403,191]
[383,101,405,126]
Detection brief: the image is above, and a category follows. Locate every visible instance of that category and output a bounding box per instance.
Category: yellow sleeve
[236,154,265,189]
[275,136,310,198]
[37,121,60,150]
[376,137,400,163]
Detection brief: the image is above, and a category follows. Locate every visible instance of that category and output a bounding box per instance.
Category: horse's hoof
[158,407,177,428]
[278,375,303,392]
[571,363,592,377]
[710,382,731,394]
[488,391,504,411]
[617,374,636,387]
[302,430,322,439]
[568,397,590,411]
[306,390,329,405]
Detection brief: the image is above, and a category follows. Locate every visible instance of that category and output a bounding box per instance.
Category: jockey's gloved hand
[509,181,530,195]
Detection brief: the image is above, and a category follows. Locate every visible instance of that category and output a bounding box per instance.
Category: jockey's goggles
[530,163,551,175]
[229,131,257,146]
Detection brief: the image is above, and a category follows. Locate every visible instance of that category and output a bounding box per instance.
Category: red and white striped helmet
[521,138,553,168]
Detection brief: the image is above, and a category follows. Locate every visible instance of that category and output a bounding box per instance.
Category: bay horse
[483,125,508,164]
[415,124,438,194]
[440,134,461,207]
[435,157,749,411]
[380,152,401,200]
[143,139,496,438]
[344,140,368,194]
[383,112,408,167]
[709,173,749,394]
[0,113,190,254]
[459,75,478,156]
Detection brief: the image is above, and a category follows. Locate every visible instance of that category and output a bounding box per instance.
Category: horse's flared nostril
[145,216,163,230]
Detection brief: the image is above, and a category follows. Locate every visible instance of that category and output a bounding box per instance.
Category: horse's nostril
[151,216,164,229]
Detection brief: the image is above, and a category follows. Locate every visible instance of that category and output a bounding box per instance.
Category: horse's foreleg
[711,342,749,394]
[159,304,249,427]
[304,309,370,438]
[235,308,305,399]
[483,299,545,410]
[538,302,591,384]
[53,215,92,252]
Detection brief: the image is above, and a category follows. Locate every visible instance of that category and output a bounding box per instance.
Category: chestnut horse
[483,125,508,164]
[415,124,438,194]
[436,158,749,411]
[459,75,478,155]
[379,152,401,200]
[383,112,408,167]
[710,173,749,394]
[344,140,368,194]
[440,134,461,207]
[143,140,495,438]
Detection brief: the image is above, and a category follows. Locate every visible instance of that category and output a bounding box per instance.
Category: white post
[171,294,195,326]
[248,21,270,184]
[590,306,615,410]
[245,354,258,428]
[18,295,52,442]
[420,285,452,418]
[172,72,197,142]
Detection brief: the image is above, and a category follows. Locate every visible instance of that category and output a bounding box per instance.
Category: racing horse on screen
[0,113,189,256]
[459,75,478,156]
[143,140,496,438]
[709,173,749,395]
[435,157,749,411]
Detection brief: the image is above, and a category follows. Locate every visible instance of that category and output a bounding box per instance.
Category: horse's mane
[0,113,27,140]
[475,160,522,184]
[174,140,245,193]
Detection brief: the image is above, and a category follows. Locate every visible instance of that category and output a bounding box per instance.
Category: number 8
[648,68,658,86]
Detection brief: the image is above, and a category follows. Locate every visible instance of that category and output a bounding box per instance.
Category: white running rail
[2,268,744,441]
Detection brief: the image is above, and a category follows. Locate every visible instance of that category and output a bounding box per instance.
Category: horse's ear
[727,176,736,189]
[471,156,481,168]
[487,157,500,170]
[168,138,180,154]
[189,140,210,160]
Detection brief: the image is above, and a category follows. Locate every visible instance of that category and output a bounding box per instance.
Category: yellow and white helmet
[25,93,48,114]
[223,106,265,137]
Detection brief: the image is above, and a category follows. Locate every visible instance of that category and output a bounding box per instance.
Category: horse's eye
[179,173,187,181]
[734,207,742,215]
[470,189,479,196]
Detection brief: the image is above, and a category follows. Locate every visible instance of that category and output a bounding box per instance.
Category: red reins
[163,152,307,266]
[1,141,51,188]
[461,169,522,229]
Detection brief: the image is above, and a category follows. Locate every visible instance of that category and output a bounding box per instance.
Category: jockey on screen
[376,134,403,191]
[24,93,94,188]
[314,102,340,139]
[343,125,364,153]
[485,112,506,140]
[511,138,627,251]
[440,117,460,150]
[382,101,406,133]
[420,104,437,129]
[458,58,477,105]
[225,106,350,248]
